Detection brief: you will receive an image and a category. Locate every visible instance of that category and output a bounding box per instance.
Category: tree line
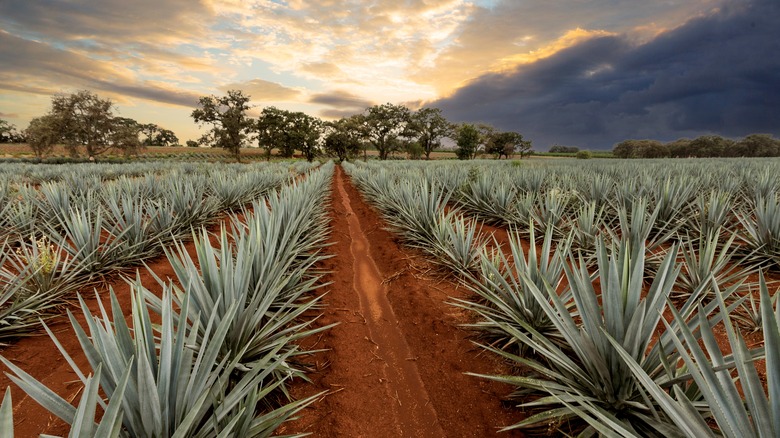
[2,91,179,158]
[0,88,532,162]
[613,134,780,158]
[6,91,179,158]
[190,90,532,162]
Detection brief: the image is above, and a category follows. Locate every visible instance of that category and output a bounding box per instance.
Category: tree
[666,138,692,157]
[191,90,253,161]
[255,106,289,160]
[613,139,667,158]
[109,117,144,157]
[24,115,60,158]
[485,131,530,159]
[33,90,147,157]
[686,135,733,157]
[324,116,364,162]
[549,145,579,153]
[140,124,178,146]
[48,90,116,157]
[362,103,410,160]
[405,141,423,160]
[407,107,451,160]
[454,123,481,160]
[575,150,592,159]
[0,119,23,143]
[157,129,179,147]
[286,112,322,162]
[733,133,780,157]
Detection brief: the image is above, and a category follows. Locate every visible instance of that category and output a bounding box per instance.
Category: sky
[0,0,778,150]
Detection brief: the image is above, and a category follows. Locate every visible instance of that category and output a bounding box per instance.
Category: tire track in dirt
[284,166,521,437]
[336,167,445,437]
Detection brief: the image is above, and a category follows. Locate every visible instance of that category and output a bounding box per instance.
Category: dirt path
[283,166,521,437]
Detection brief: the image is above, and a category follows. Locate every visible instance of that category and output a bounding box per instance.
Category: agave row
[0,162,317,345]
[346,160,779,437]
[0,161,334,437]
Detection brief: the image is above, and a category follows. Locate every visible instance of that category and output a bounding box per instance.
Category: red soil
[281,166,522,437]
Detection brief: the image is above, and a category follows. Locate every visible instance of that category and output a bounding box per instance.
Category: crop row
[0,161,317,344]
[344,159,779,437]
[0,161,334,437]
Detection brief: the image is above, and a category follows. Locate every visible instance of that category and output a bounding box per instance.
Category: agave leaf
[0,355,77,424]
[0,387,12,438]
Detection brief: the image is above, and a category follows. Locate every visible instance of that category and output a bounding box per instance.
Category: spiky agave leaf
[673,228,757,303]
[469,238,724,436]
[1,348,131,437]
[453,223,572,354]
[145,164,334,397]
[3,281,317,437]
[612,273,780,438]
[738,195,780,268]
[0,238,84,344]
[0,387,12,438]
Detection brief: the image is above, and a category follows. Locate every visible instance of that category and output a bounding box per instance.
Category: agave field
[0,157,779,437]
[343,158,780,437]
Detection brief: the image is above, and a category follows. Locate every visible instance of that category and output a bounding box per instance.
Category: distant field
[0,143,268,159]
[0,143,580,161]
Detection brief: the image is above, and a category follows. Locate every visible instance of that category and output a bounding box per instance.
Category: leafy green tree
[0,119,22,143]
[49,90,117,157]
[24,115,60,158]
[109,117,144,157]
[255,106,289,160]
[407,107,451,160]
[454,123,480,160]
[687,135,734,157]
[732,133,780,157]
[405,141,424,160]
[549,145,579,153]
[191,90,253,161]
[140,124,179,146]
[324,116,364,162]
[362,103,411,160]
[575,150,592,159]
[285,112,322,162]
[155,129,179,147]
[486,131,530,159]
[614,139,667,158]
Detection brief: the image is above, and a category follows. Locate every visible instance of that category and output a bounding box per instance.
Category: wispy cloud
[219,79,302,101]
[310,90,374,119]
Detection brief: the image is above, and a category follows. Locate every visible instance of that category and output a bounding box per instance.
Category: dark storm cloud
[432,0,780,150]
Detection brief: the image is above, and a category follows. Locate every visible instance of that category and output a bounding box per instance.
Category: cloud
[0,32,202,107]
[300,62,345,77]
[0,112,19,119]
[411,0,724,94]
[0,0,214,46]
[310,90,374,119]
[219,79,301,101]
[431,0,780,149]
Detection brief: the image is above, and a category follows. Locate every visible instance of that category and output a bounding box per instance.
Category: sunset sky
[1,0,777,150]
